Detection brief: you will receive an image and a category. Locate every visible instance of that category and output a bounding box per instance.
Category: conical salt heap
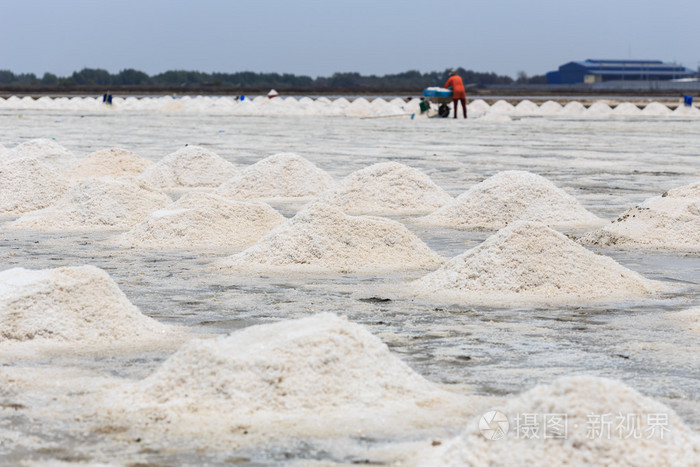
[411,221,661,305]
[105,313,472,443]
[422,376,700,467]
[4,138,79,173]
[117,192,285,249]
[220,202,443,273]
[0,157,71,215]
[139,145,237,190]
[216,153,335,200]
[68,148,152,180]
[319,162,452,215]
[0,265,171,345]
[7,177,171,231]
[580,181,700,251]
[419,171,602,230]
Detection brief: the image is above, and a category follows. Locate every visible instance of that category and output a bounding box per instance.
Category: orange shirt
[444,75,466,99]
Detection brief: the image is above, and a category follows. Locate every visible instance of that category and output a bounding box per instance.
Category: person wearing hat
[444,69,467,119]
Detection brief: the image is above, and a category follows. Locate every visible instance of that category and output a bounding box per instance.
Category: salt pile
[613,103,642,115]
[139,145,237,190]
[117,192,285,249]
[467,99,490,117]
[319,162,452,215]
[0,158,71,215]
[411,221,660,304]
[4,138,79,173]
[586,102,614,116]
[489,100,515,115]
[579,181,700,251]
[220,202,443,273]
[216,153,335,200]
[513,100,539,115]
[7,177,171,231]
[423,376,700,466]
[537,100,563,115]
[106,313,471,442]
[561,101,586,115]
[418,171,602,230]
[0,265,171,345]
[642,102,672,116]
[67,147,152,180]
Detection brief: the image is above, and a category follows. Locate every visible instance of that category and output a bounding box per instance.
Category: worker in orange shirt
[444,69,467,119]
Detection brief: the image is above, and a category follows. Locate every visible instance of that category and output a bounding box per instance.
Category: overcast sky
[2,0,699,79]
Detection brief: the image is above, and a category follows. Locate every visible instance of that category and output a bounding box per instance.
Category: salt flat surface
[0,104,698,465]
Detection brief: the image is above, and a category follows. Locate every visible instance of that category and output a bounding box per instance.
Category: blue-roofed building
[546,59,695,84]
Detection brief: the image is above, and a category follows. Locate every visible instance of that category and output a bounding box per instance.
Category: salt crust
[411,221,661,305]
[421,376,700,467]
[216,153,335,200]
[139,145,237,190]
[104,313,473,445]
[318,162,452,215]
[666,307,700,334]
[68,148,152,180]
[3,138,79,173]
[7,177,171,231]
[579,181,700,251]
[219,202,443,273]
[418,171,602,230]
[0,157,71,215]
[0,265,170,344]
[116,192,285,249]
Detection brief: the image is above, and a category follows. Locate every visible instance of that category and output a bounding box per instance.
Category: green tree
[41,72,58,85]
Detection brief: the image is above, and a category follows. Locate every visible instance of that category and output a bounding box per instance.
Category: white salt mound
[7,177,171,231]
[220,202,443,273]
[139,145,237,190]
[0,158,71,215]
[68,148,152,180]
[0,265,170,344]
[216,152,335,200]
[579,181,700,251]
[107,313,471,442]
[319,162,452,215]
[4,139,79,173]
[117,192,285,249]
[412,221,660,305]
[423,376,700,467]
[419,171,602,230]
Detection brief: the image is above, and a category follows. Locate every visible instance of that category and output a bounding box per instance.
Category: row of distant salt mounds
[580,180,700,251]
[103,313,472,446]
[0,265,173,346]
[1,95,697,118]
[422,375,700,466]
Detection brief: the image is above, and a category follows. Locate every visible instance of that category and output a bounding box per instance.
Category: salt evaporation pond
[0,98,699,465]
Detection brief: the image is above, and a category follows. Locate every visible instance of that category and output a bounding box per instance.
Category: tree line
[0,67,546,90]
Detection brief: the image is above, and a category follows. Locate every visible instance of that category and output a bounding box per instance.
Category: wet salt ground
[0,109,699,464]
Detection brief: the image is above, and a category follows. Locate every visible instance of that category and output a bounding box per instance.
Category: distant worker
[444,69,467,119]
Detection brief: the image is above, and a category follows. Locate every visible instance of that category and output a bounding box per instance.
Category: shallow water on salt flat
[0,109,698,465]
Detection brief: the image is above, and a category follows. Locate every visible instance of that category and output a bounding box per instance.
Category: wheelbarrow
[421,87,453,118]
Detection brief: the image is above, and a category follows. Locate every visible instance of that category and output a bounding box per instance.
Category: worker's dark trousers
[453,98,467,118]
